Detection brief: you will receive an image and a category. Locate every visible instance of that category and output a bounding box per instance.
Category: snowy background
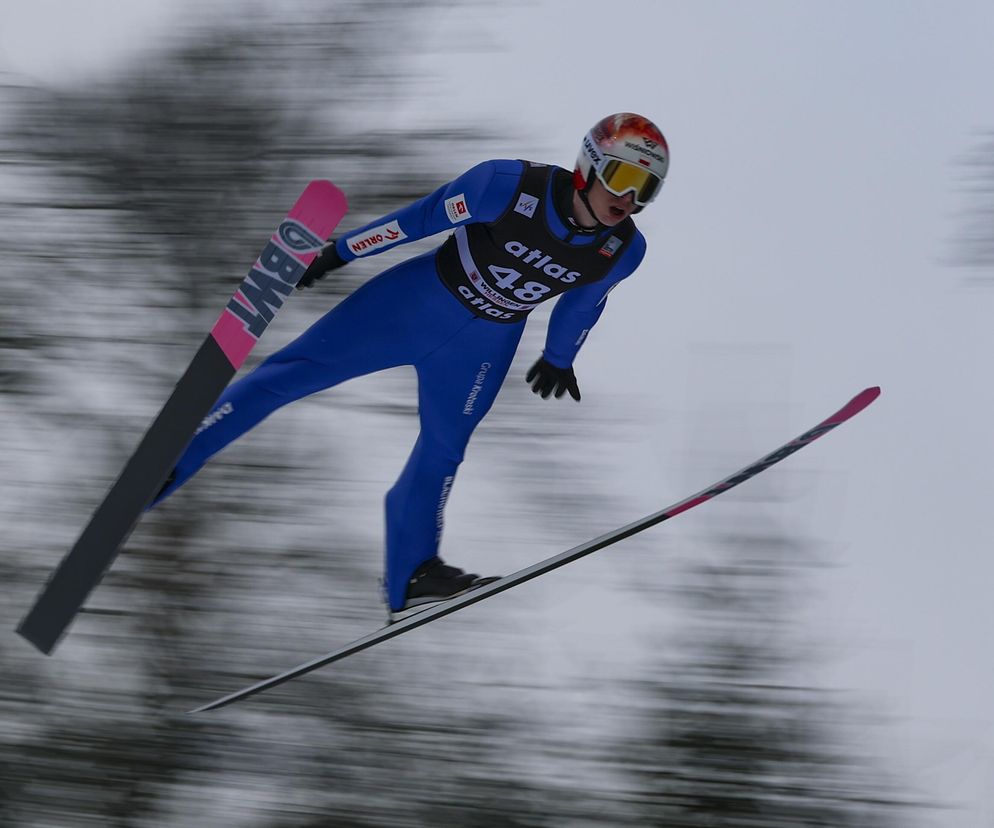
[1,1,992,825]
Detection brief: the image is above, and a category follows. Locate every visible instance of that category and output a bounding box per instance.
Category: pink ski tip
[305,179,348,209]
[290,180,348,226]
[831,386,881,424]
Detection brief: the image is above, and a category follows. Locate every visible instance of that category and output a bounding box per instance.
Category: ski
[17,181,348,655]
[190,385,880,714]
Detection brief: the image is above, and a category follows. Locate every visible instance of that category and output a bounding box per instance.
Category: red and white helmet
[574,113,669,207]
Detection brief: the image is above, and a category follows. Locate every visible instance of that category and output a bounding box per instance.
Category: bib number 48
[488,265,551,303]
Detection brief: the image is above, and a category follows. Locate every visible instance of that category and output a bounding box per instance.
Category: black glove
[297,240,347,289]
[526,357,581,401]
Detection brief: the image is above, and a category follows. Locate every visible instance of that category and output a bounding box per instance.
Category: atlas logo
[347,220,408,256]
[456,285,516,319]
[503,240,580,283]
[225,219,321,339]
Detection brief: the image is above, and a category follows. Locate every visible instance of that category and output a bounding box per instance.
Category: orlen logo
[346,220,407,256]
[445,194,472,224]
[504,240,580,283]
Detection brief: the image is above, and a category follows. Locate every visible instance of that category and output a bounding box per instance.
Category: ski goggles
[596,158,663,206]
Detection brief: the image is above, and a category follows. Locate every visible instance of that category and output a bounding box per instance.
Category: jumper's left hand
[526,358,581,401]
[297,240,347,289]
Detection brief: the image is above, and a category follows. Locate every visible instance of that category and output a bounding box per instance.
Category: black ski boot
[390,557,499,622]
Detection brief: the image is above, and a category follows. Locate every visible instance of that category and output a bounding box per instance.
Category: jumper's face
[583,179,638,226]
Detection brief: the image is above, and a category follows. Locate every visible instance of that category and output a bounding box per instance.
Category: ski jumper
[154,159,647,610]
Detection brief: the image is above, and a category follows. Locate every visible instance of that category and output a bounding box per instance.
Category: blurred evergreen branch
[949,132,994,278]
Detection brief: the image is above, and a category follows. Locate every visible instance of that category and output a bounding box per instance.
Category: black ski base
[16,337,234,654]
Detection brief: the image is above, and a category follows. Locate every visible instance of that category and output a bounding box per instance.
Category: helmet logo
[583,135,604,166]
[623,140,667,165]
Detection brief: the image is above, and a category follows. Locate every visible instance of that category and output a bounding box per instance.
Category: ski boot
[388,557,499,623]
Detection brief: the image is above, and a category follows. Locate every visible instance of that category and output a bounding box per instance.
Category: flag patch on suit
[598,236,622,258]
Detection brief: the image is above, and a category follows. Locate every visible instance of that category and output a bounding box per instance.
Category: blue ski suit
[155,159,646,610]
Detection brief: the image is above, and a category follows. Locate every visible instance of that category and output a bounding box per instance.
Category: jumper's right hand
[297,240,347,289]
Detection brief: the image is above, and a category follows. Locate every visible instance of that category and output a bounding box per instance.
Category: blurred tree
[950,133,994,279]
[0,3,600,826]
[610,524,928,826]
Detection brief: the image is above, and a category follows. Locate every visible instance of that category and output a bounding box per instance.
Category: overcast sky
[3,1,993,823]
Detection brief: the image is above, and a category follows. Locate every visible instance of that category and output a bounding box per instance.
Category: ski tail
[16,181,348,656]
[190,386,880,713]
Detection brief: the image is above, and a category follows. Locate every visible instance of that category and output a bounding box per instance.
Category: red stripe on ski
[662,386,881,519]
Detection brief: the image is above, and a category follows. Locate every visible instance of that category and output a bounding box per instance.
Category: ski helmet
[574,113,669,208]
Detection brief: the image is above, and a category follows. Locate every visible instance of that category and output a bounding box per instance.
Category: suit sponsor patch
[444,194,472,224]
[346,220,407,256]
[514,193,539,218]
[598,235,623,258]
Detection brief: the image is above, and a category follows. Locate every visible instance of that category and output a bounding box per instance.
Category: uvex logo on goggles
[598,159,662,206]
